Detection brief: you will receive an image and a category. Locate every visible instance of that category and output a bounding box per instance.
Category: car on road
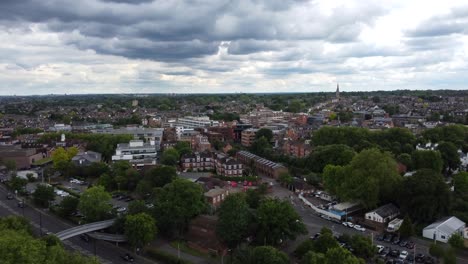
[353,225,366,232]
[6,193,13,200]
[399,250,408,260]
[342,222,354,228]
[121,253,134,262]
[18,201,25,208]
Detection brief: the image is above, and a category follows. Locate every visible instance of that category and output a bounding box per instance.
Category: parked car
[18,201,25,208]
[406,241,415,249]
[376,245,385,254]
[399,240,408,247]
[384,234,393,243]
[6,193,13,200]
[423,256,435,264]
[407,253,415,262]
[392,236,401,245]
[121,253,134,262]
[415,253,425,262]
[353,225,366,232]
[380,247,390,257]
[399,250,408,260]
[310,233,321,240]
[342,222,354,228]
[389,249,400,257]
[376,234,384,241]
[117,207,127,213]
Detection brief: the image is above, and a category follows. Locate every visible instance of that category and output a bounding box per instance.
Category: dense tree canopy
[398,169,450,223]
[32,184,55,208]
[124,213,157,250]
[323,148,402,208]
[306,144,356,173]
[153,178,206,237]
[217,193,251,248]
[78,186,112,222]
[250,246,289,264]
[255,198,307,246]
[437,141,461,172]
[412,150,444,172]
[255,128,273,142]
[160,148,180,166]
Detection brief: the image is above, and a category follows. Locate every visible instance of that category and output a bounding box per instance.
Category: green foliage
[245,188,264,209]
[12,127,43,137]
[57,196,79,217]
[300,251,326,264]
[397,153,413,171]
[307,144,356,173]
[444,248,457,264]
[255,198,307,246]
[174,142,191,157]
[448,233,464,249]
[124,213,157,249]
[422,125,467,149]
[288,99,306,113]
[250,136,272,158]
[216,193,251,248]
[255,128,273,142]
[278,172,293,186]
[399,215,414,238]
[313,228,339,254]
[78,186,112,222]
[0,216,33,235]
[325,247,363,264]
[128,200,149,215]
[9,175,28,192]
[4,160,17,172]
[153,178,206,237]
[437,141,461,172]
[429,243,445,259]
[83,162,109,178]
[349,235,376,259]
[32,184,55,208]
[323,149,401,208]
[250,246,289,264]
[145,165,177,188]
[161,148,180,166]
[412,150,443,172]
[209,111,239,122]
[398,169,450,223]
[294,239,315,258]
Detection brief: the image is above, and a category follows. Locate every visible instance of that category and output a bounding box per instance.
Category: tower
[336,83,340,100]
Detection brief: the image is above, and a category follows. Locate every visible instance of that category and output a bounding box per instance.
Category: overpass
[88,232,127,242]
[55,219,118,240]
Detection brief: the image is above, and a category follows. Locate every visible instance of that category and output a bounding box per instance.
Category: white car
[353,225,366,232]
[342,222,354,228]
[116,207,127,213]
[376,245,384,254]
[399,250,408,260]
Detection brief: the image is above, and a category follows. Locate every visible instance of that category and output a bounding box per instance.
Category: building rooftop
[424,216,465,235]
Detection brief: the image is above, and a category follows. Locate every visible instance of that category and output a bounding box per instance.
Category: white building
[422,216,465,243]
[176,116,219,129]
[112,140,157,167]
[92,127,163,151]
[365,204,400,224]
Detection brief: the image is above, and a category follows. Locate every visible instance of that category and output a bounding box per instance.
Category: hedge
[146,248,192,264]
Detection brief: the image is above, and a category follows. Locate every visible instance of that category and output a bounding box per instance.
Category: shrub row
[146,248,192,264]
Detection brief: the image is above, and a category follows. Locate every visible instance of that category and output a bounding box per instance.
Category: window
[441,235,446,239]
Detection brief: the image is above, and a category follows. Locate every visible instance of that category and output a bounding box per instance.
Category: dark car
[380,247,390,257]
[18,201,25,208]
[392,236,401,245]
[424,256,435,264]
[121,253,134,262]
[407,253,415,262]
[384,234,393,243]
[310,233,321,240]
[415,253,425,262]
[376,234,384,241]
[399,240,408,247]
[389,249,400,257]
[80,234,90,242]
[124,197,134,202]
[406,241,415,249]
[6,193,14,200]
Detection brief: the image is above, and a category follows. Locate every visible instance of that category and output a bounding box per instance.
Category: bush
[146,248,192,264]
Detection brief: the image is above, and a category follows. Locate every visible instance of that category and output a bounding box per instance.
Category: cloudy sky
[0,0,467,95]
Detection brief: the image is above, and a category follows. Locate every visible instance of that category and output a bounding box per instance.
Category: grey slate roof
[424,216,465,235]
[368,203,399,218]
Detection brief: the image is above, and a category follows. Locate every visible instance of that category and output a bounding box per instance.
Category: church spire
[336,83,340,100]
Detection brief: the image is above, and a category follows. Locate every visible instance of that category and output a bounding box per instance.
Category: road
[265,180,468,264]
[0,184,155,264]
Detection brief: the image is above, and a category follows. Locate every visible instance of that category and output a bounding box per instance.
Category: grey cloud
[407,5,468,37]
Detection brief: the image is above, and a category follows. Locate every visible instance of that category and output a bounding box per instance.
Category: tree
[57,196,79,217]
[32,184,55,208]
[52,147,78,175]
[250,136,272,158]
[301,251,325,264]
[349,235,376,259]
[124,213,157,250]
[217,193,251,248]
[437,141,461,172]
[412,150,443,172]
[313,227,339,254]
[278,172,293,186]
[144,165,177,188]
[448,233,464,249]
[9,175,28,192]
[245,188,264,209]
[325,247,363,264]
[397,153,413,171]
[250,246,289,264]
[256,198,307,246]
[429,243,445,260]
[444,248,457,264]
[307,144,356,173]
[453,172,468,196]
[153,179,206,237]
[398,169,450,222]
[174,141,191,157]
[294,240,315,259]
[0,216,33,235]
[255,128,273,142]
[160,148,180,166]
[323,149,402,208]
[399,215,414,238]
[78,186,112,222]
[84,162,109,178]
[128,200,148,215]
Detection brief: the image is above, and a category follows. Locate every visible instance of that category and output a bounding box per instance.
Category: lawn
[32,157,53,166]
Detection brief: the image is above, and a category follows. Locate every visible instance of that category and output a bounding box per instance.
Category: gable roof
[72,151,101,163]
[367,203,399,218]
[423,216,465,235]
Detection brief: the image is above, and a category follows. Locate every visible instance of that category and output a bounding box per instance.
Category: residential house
[181,152,214,171]
[215,153,243,177]
[282,140,312,158]
[423,216,466,243]
[241,128,258,147]
[204,187,230,209]
[191,134,211,152]
[236,151,288,179]
[365,204,400,224]
[72,151,102,166]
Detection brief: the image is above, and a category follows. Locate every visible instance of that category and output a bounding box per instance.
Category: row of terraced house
[181,151,244,177]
